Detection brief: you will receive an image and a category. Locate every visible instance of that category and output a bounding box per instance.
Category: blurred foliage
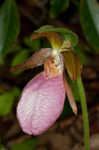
[74,45,87,65]
[60,99,73,119]
[0,87,20,116]
[11,138,38,150]
[0,138,7,150]
[80,0,99,52]
[11,50,29,75]
[24,38,41,51]
[0,0,98,148]
[50,0,69,18]
[69,79,80,102]
[0,0,20,64]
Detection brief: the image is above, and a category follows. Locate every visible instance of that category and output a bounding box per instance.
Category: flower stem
[77,76,90,150]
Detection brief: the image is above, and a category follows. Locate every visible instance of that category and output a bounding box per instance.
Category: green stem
[77,76,90,150]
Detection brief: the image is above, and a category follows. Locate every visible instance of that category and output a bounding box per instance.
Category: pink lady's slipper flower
[11,30,82,135]
[17,72,65,135]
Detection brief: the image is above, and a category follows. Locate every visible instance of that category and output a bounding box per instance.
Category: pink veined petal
[17,72,66,135]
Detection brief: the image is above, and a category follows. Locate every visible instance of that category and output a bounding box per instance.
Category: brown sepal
[63,76,78,115]
[11,48,51,72]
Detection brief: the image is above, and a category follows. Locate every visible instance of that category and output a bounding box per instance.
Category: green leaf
[80,0,99,52]
[11,50,29,75]
[61,33,78,47]
[50,0,69,18]
[35,25,54,33]
[0,144,7,150]
[0,0,20,63]
[24,37,41,51]
[60,99,72,119]
[74,45,87,65]
[0,87,20,116]
[35,25,78,46]
[0,138,7,150]
[5,45,22,55]
[71,81,80,102]
[65,76,80,102]
[68,78,80,102]
[11,138,38,150]
[12,87,20,98]
[71,0,80,8]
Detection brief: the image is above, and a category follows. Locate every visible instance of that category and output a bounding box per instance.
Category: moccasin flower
[17,72,65,135]
[11,29,82,135]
